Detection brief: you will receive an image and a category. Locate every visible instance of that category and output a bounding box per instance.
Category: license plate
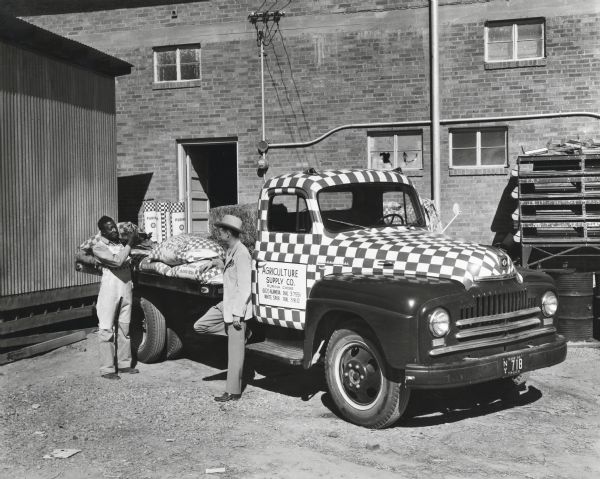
[502,355,523,376]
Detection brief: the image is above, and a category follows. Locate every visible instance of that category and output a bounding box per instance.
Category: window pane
[518,23,543,41]
[396,134,421,151]
[156,50,176,65]
[517,39,543,58]
[157,65,177,81]
[487,42,513,61]
[382,191,419,225]
[180,48,200,63]
[398,150,422,170]
[487,25,512,42]
[452,131,477,148]
[370,151,393,169]
[268,195,310,233]
[481,130,506,147]
[481,147,506,166]
[371,136,394,151]
[452,148,477,166]
[181,64,200,80]
[319,191,353,210]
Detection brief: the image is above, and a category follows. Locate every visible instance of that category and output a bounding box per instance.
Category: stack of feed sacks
[140,200,186,241]
[138,234,224,284]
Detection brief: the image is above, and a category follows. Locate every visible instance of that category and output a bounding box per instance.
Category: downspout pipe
[430,0,441,212]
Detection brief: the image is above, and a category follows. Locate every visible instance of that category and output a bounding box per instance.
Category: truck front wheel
[324,327,410,429]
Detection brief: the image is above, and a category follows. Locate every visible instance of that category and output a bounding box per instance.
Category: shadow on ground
[182,332,543,427]
[183,333,326,400]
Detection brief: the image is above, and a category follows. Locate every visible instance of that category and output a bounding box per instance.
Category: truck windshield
[318,183,426,233]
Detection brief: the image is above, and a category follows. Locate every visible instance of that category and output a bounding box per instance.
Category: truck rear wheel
[136,297,167,363]
[166,327,184,360]
[324,327,410,429]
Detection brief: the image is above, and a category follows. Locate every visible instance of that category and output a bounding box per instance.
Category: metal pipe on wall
[267,112,600,149]
[430,0,441,212]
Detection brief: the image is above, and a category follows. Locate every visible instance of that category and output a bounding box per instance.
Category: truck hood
[328,227,516,289]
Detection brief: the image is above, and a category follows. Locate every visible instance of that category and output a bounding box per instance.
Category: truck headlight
[541,291,558,317]
[429,308,450,337]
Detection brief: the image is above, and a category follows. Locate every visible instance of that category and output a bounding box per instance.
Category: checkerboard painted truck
[134,169,567,428]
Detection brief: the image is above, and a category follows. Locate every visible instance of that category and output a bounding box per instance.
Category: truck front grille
[455,291,542,342]
[429,292,553,357]
[455,290,541,344]
[460,290,535,319]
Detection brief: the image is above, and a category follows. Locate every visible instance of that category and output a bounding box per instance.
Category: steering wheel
[378,213,405,225]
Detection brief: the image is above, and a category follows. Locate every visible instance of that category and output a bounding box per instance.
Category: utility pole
[248,10,285,177]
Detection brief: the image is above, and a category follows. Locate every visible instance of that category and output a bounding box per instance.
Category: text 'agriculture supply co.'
[257,261,307,309]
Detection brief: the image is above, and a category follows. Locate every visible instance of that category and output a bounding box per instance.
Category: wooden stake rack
[517,153,600,270]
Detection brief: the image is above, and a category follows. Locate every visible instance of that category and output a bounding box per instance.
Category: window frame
[267,191,313,234]
[317,183,426,233]
[367,130,423,171]
[153,44,201,83]
[484,18,545,63]
[449,127,508,169]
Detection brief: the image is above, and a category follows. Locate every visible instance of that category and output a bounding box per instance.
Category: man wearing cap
[193,215,252,402]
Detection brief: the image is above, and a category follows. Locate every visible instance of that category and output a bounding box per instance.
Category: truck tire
[324,327,410,429]
[166,327,184,360]
[136,297,167,363]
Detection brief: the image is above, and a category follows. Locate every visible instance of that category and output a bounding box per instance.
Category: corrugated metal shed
[0,14,132,301]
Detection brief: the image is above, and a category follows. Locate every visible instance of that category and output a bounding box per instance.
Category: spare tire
[135,297,167,363]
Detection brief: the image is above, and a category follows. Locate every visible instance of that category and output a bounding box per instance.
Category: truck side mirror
[442,203,461,233]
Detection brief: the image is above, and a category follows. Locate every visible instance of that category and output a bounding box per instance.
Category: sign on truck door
[254,189,313,329]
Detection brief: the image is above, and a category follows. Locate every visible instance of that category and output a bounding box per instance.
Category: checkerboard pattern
[252,169,515,330]
[140,200,156,233]
[156,201,171,242]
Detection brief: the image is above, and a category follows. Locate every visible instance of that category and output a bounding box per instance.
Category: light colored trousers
[193,303,246,395]
[96,267,133,374]
[98,323,132,375]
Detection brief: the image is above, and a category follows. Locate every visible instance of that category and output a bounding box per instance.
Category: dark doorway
[183,142,237,233]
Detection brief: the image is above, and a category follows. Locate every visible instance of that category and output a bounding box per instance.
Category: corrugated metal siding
[0,41,117,296]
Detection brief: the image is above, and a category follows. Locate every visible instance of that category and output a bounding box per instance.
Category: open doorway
[178,141,238,233]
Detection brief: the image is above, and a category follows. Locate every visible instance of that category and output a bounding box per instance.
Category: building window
[154,45,201,82]
[450,128,507,168]
[485,19,545,62]
[368,131,423,171]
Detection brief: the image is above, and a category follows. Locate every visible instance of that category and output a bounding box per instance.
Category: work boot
[214,392,241,402]
[101,372,120,380]
[120,367,139,374]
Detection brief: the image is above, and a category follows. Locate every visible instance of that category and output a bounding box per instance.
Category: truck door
[254,189,315,330]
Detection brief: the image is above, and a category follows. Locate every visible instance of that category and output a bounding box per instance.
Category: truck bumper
[404,335,567,389]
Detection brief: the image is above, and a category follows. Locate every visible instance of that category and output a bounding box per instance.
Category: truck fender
[303,274,465,371]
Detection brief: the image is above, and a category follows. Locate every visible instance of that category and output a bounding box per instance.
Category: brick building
[2,0,598,244]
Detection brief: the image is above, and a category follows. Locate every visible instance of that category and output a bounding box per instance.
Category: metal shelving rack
[517,153,600,271]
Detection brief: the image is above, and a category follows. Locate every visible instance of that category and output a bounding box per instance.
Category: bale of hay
[208,203,258,253]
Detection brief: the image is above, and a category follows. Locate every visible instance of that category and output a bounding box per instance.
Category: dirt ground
[1,333,599,479]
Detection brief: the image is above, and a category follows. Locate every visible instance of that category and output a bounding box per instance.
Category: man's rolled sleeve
[92,241,131,268]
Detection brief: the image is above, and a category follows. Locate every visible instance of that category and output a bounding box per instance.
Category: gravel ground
[1,333,599,479]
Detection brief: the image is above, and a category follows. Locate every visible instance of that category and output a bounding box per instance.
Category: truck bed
[134,270,223,298]
[75,261,223,299]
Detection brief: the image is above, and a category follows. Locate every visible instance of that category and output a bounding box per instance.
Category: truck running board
[246,338,304,366]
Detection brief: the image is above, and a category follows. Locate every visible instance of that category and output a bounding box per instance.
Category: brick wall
[4,0,599,245]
